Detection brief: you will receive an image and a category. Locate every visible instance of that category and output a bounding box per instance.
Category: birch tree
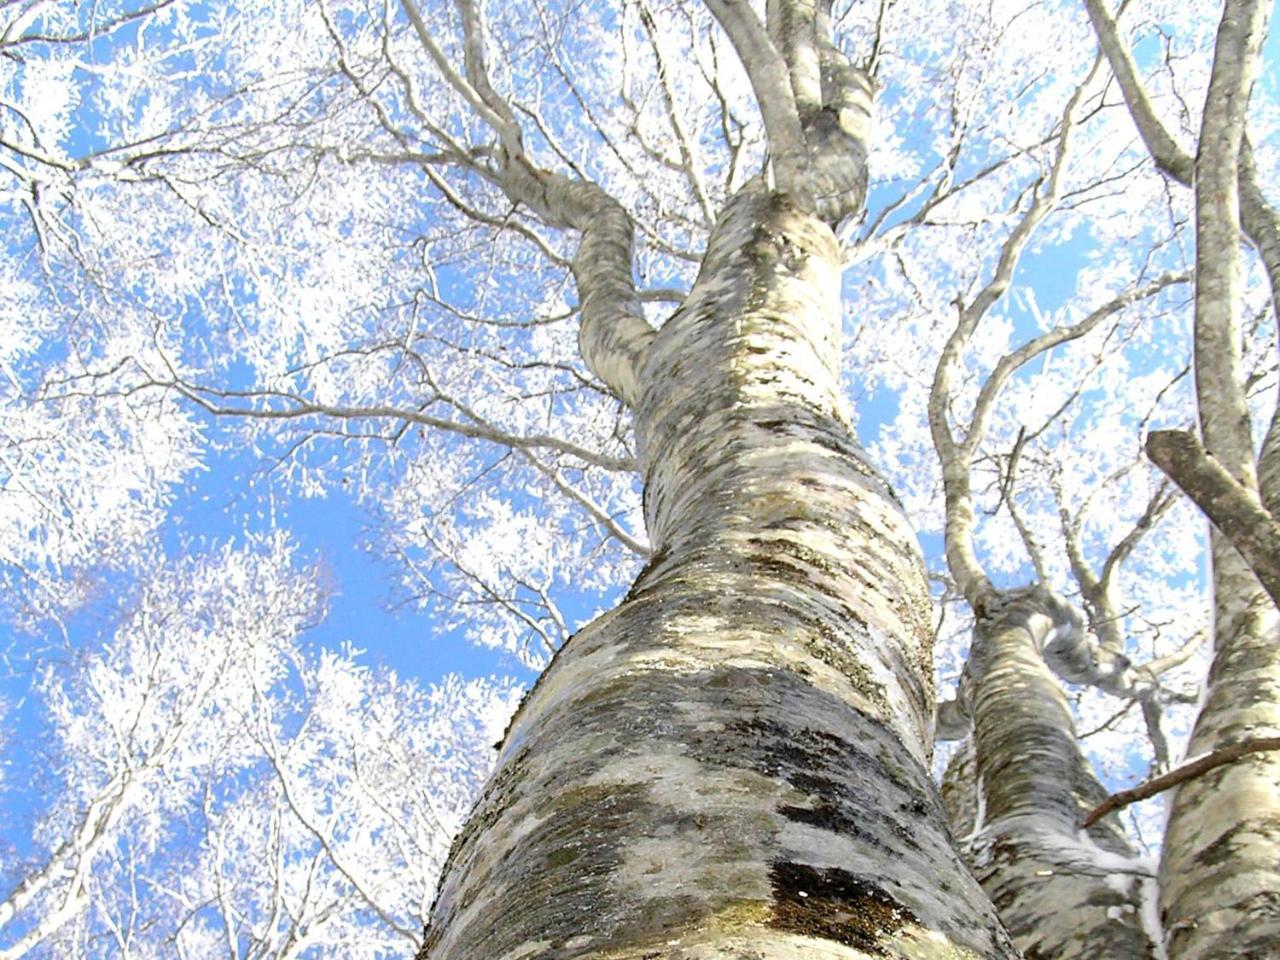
[1076,1,1280,954]
[0,536,517,958]
[1,0,1276,958]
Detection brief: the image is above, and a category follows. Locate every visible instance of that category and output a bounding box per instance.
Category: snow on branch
[401,0,657,406]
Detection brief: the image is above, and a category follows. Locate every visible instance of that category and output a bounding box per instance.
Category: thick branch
[808,18,874,221]
[1082,0,1194,183]
[1147,429,1280,608]
[703,0,810,194]
[1086,0,1280,337]
[766,0,823,119]
[1193,0,1271,483]
[1082,737,1280,828]
[705,0,872,222]
[929,61,1099,605]
[401,0,656,405]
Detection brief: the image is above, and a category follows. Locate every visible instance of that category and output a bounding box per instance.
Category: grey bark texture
[1146,429,1280,610]
[1085,1,1280,955]
[1157,3,1280,957]
[417,182,1016,960]
[412,3,1029,953]
[941,589,1156,960]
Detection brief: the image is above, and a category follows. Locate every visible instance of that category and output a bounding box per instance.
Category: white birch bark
[943,589,1156,959]
[402,0,656,408]
[1156,3,1280,954]
[1086,0,1280,529]
[416,181,1016,959]
[919,57,1160,953]
[1073,4,1280,953]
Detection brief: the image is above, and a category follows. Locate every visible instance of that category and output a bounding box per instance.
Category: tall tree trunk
[1156,2,1280,956]
[942,588,1156,959]
[1158,549,1280,959]
[417,184,1015,959]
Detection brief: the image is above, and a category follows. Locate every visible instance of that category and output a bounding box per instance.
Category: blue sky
[2,0,1276,909]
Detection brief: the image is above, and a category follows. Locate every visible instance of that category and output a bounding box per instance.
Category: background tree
[0,0,1275,957]
[1083,1,1280,954]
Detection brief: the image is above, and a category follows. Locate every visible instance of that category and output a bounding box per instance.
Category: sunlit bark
[414,3,1024,953]
[943,589,1156,959]
[919,52,1160,956]
[1085,1,1280,954]
[1157,2,1280,956]
[419,182,1015,958]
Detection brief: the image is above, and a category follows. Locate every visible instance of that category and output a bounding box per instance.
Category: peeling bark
[417,184,1016,959]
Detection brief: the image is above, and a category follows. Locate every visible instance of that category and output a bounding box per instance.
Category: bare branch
[1082,737,1280,828]
[127,378,638,472]
[1082,0,1194,183]
[929,54,1105,603]
[702,0,809,193]
[519,451,649,558]
[398,0,657,405]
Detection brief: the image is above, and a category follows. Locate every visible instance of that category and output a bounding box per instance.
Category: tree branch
[1088,0,1280,493]
[1082,0,1194,184]
[112,377,637,471]
[1082,737,1280,827]
[704,0,873,222]
[1191,0,1271,484]
[399,0,656,406]
[1146,429,1280,608]
[702,0,809,194]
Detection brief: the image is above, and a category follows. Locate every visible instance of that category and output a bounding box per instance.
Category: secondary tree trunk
[942,588,1155,959]
[417,185,1015,958]
[1157,540,1280,959]
[1156,1,1280,956]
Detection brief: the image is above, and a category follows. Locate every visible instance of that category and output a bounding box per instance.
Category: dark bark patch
[546,845,581,868]
[768,860,917,952]
[1197,814,1280,867]
[778,801,912,852]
